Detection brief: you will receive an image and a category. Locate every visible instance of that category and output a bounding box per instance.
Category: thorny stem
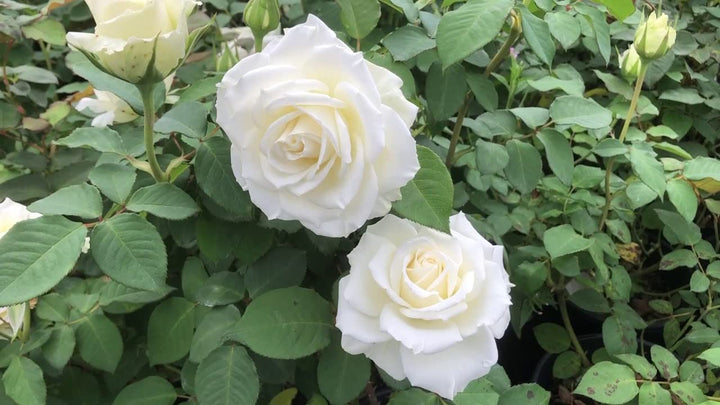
[445,10,522,168]
[558,293,591,367]
[598,64,648,231]
[138,84,167,182]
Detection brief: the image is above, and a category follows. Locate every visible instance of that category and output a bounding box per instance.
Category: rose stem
[138,83,167,182]
[598,63,648,231]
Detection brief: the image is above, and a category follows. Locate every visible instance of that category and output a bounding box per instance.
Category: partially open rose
[215,15,419,237]
[336,213,512,398]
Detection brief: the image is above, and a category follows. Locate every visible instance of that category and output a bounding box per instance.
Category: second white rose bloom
[66,0,199,83]
[215,15,419,237]
[336,213,512,399]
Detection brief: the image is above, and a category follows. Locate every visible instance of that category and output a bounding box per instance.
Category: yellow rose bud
[633,12,676,60]
[619,47,643,79]
[243,0,281,52]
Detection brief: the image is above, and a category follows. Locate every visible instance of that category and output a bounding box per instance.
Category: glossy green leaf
[504,140,543,194]
[76,314,123,373]
[195,346,259,405]
[154,101,208,138]
[112,376,176,405]
[337,0,380,39]
[394,146,453,233]
[147,297,196,365]
[519,6,555,66]
[195,137,253,219]
[2,356,45,405]
[190,306,242,363]
[574,362,638,404]
[89,164,137,204]
[0,216,86,306]
[28,184,102,219]
[91,213,168,292]
[537,129,573,185]
[549,95,612,129]
[126,183,199,220]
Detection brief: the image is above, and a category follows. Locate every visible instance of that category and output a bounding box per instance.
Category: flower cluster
[618,11,676,79]
[63,2,512,398]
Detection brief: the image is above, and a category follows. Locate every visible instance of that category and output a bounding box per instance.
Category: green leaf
[245,247,306,299]
[233,222,274,265]
[569,288,610,313]
[0,216,86,306]
[195,271,245,307]
[475,140,509,175]
[659,249,697,270]
[638,382,671,405]
[382,25,435,61]
[614,354,657,379]
[336,0,380,39]
[394,146,453,233]
[651,345,679,380]
[670,381,705,404]
[317,335,371,405]
[2,356,45,405]
[42,325,76,369]
[602,315,637,355]
[154,101,208,139]
[504,139,542,194]
[659,88,705,105]
[666,178,697,222]
[190,306,242,363]
[594,138,628,157]
[21,19,66,46]
[425,63,466,122]
[533,323,570,353]
[436,0,514,68]
[76,314,123,373]
[543,224,593,258]
[655,209,702,246]
[679,361,703,384]
[147,297,196,365]
[594,70,633,99]
[593,0,635,20]
[537,129,573,185]
[690,270,710,293]
[574,362,638,404]
[126,183,199,220]
[195,137,253,219]
[230,287,333,359]
[549,95,612,129]
[545,12,581,49]
[698,348,720,367]
[55,127,127,154]
[574,3,611,63]
[466,73,498,112]
[629,148,666,199]
[5,66,57,84]
[387,388,439,405]
[91,213,168,292]
[0,102,21,129]
[99,280,172,306]
[519,6,555,66]
[112,376,176,405]
[195,345,259,405]
[28,184,102,219]
[684,157,720,181]
[553,351,581,379]
[510,107,549,128]
[89,164,137,204]
[498,384,550,404]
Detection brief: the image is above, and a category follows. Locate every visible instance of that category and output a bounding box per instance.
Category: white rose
[336,213,512,399]
[66,0,199,83]
[0,198,41,240]
[76,75,175,127]
[216,15,419,237]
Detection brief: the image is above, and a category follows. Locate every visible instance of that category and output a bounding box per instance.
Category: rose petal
[399,327,498,399]
[380,305,463,355]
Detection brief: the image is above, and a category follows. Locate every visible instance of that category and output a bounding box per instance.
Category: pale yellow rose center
[398,245,463,308]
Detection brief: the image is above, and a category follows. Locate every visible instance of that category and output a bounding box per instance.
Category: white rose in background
[216,15,419,237]
[216,26,282,71]
[336,213,512,399]
[76,90,139,127]
[0,198,41,240]
[76,75,175,127]
[66,0,199,83]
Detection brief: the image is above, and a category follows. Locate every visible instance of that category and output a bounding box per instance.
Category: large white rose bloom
[215,15,419,237]
[0,198,41,240]
[336,213,512,399]
[66,0,199,83]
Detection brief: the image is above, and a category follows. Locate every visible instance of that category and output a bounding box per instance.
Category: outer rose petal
[0,198,42,239]
[336,278,390,343]
[400,327,498,399]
